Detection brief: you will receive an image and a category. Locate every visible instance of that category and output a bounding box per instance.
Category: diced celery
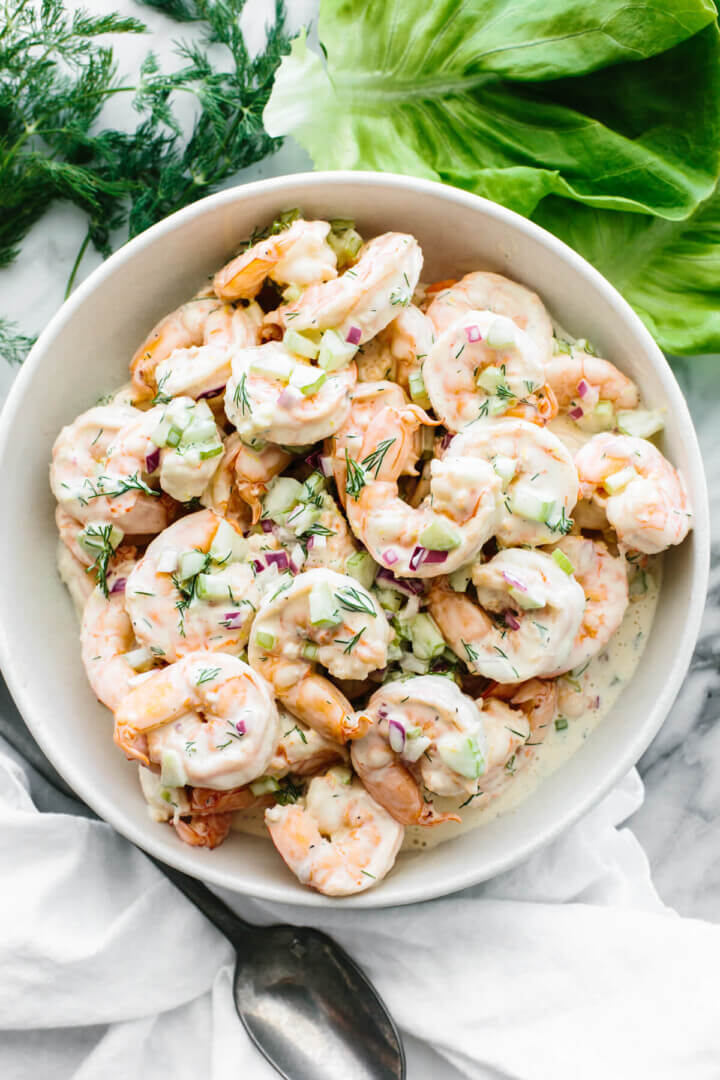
[177,550,207,581]
[124,646,154,673]
[419,425,435,460]
[329,227,363,266]
[209,520,246,565]
[345,550,377,590]
[286,504,321,536]
[436,734,486,779]
[302,641,319,660]
[250,351,293,382]
[289,365,327,396]
[160,748,187,788]
[488,395,508,416]
[418,517,461,551]
[508,586,545,611]
[408,369,431,408]
[250,775,280,796]
[485,317,516,350]
[492,455,517,482]
[509,489,555,523]
[409,613,446,660]
[309,581,341,627]
[282,283,303,304]
[180,417,217,447]
[78,523,123,556]
[166,425,183,448]
[318,329,357,372]
[263,476,304,521]
[617,409,665,439]
[552,549,575,575]
[284,329,321,360]
[151,417,172,448]
[603,466,638,495]
[327,764,353,785]
[196,573,231,603]
[402,729,433,763]
[198,443,223,460]
[302,471,326,501]
[476,365,504,393]
[448,566,472,592]
[375,587,402,612]
[255,630,276,651]
[593,400,615,429]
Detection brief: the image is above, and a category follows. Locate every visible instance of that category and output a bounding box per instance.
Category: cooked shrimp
[248,569,391,742]
[265,768,403,896]
[202,432,291,525]
[224,341,356,446]
[574,433,692,554]
[426,271,554,364]
[57,540,95,618]
[545,346,639,415]
[479,679,557,795]
[131,295,219,400]
[51,403,171,535]
[214,220,338,300]
[446,418,579,547]
[345,401,503,577]
[153,302,263,401]
[381,304,436,392]
[428,549,585,683]
[125,510,267,662]
[302,493,360,574]
[351,675,487,824]
[114,651,280,788]
[424,310,550,431]
[327,380,420,508]
[81,561,140,710]
[545,536,628,675]
[175,814,234,848]
[272,233,423,344]
[268,710,347,778]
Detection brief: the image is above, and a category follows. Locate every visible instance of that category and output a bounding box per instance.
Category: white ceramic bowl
[0,172,709,908]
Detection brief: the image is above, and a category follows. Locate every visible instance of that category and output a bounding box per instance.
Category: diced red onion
[223,611,245,629]
[376,567,425,596]
[145,448,160,474]
[440,432,453,451]
[252,559,265,573]
[319,454,333,477]
[197,385,226,400]
[593,696,600,709]
[346,326,362,345]
[382,548,399,567]
[502,570,527,592]
[305,450,322,471]
[569,405,584,420]
[277,386,303,409]
[503,610,521,630]
[306,535,314,550]
[465,325,482,343]
[424,550,448,565]
[377,705,388,721]
[110,577,126,595]
[265,551,289,571]
[409,545,427,571]
[577,379,589,399]
[260,519,274,533]
[235,719,246,735]
[388,719,406,753]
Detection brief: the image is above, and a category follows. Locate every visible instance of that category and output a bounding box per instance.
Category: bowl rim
[0,170,710,908]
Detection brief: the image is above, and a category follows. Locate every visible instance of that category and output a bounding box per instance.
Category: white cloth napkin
[1,714,719,1080]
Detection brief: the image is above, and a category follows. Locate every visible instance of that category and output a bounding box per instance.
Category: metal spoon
[0,701,406,1079]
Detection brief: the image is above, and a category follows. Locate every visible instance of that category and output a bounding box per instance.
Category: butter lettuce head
[265,2,720,353]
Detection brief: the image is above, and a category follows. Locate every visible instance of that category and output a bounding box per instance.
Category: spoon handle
[146,854,254,944]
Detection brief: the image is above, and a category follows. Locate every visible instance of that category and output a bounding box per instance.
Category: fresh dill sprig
[335,586,376,617]
[361,437,395,478]
[345,450,367,500]
[0,319,37,366]
[1,0,292,354]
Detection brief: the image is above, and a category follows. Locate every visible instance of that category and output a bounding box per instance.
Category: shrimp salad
[51,210,692,896]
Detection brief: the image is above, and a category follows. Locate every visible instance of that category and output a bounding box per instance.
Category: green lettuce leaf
[265,1,720,221]
[535,184,720,354]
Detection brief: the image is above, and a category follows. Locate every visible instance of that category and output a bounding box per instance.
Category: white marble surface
[1,0,717,931]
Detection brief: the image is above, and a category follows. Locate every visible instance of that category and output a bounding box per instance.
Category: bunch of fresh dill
[0,0,291,364]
